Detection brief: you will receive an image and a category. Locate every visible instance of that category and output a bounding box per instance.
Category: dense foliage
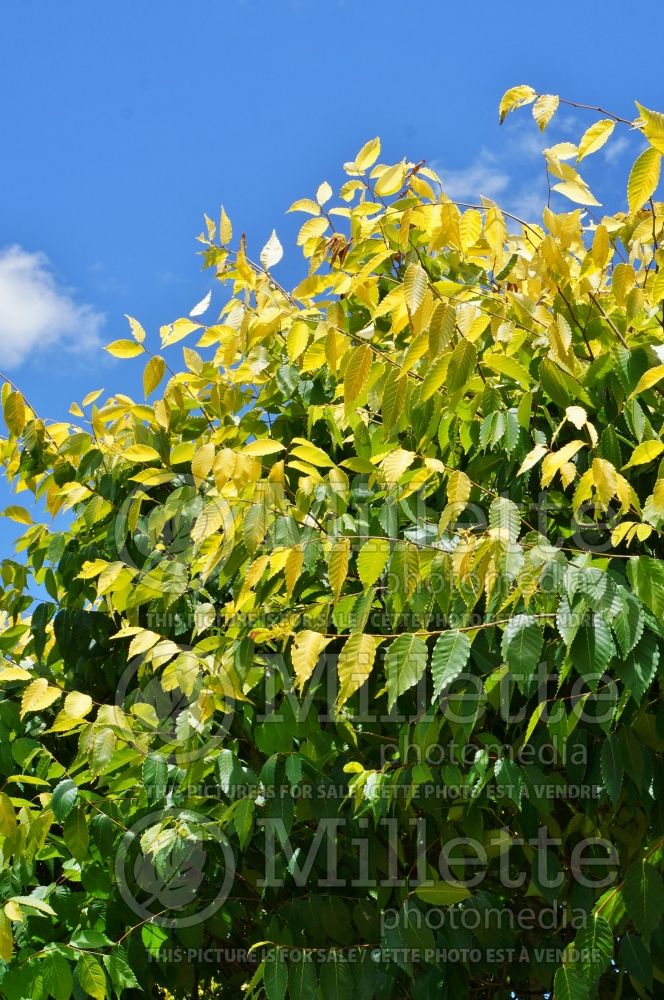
[1,86,664,998]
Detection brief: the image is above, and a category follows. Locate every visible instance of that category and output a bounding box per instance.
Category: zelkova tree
[1,86,664,999]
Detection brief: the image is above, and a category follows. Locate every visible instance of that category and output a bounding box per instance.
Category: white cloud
[438,150,510,203]
[0,245,104,369]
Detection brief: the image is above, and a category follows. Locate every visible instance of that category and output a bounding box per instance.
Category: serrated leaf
[52,778,78,821]
[431,630,471,700]
[76,953,106,999]
[489,496,521,543]
[617,629,659,704]
[143,355,166,398]
[105,339,145,359]
[344,344,372,411]
[122,444,161,463]
[355,137,381,172]
[627,146,661,215]
[20,678,62,718]
[499,84,537,124]
[533,93,559,131]
[338,633,377,707]
[553,966,589,1000]
[622,860,664,938]
[328,536,350,601]
[578,119,615,161]
[403,263,427,313]
[385,633,428,710]
[501,615,543,691]
[288,955,318,1000]
[260,229,284,270]
[264,949,288,1000]
[447,340,477,393]
[569,613,614,692]
[357,537,390,589]
[600,733,623,805]
[292,632,330,692]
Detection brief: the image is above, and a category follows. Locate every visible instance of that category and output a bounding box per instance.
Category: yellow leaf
[170,441,196,465]
[344,345,372,411]
[532,94,559,131]
[63,691,93,719]
[241,440,285,457]
[355,137,381,172]
[160,318,202,348]
[20,678,62,718]
[636,101,664,155]
[219,205,232,244]
[382,448,416,486]
[192,442,215,484]
[296,217,329,246]
[0,910,12,962]
[624,439,664,468]
[316,181,333,206]
[541,440,585,487]
[578,119,615,161]
[285,545,304,598]
[499,84,537,123]
[357,537,390,589]
[551,180,600,206]
[82,389,104,406]
[627,147,661,214]
[2,505,32,525]
[338,633,377,707]
[403,263,428,313]
[143,356,166,398]
[0,666,32,682]
[105,339,145,359]
[374,162,407,196]
[292,631,331,691]
[123,444,161,463]
[125,314,146,343]
[290,441,335,468]
[287,198,321,215]
[260,229,283,270]
[629,364,664,398]
[328,536,350,601]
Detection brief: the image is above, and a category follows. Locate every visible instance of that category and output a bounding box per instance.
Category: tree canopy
[1,85,664,999]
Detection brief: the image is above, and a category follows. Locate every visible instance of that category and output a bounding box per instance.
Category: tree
[1,85,664,999]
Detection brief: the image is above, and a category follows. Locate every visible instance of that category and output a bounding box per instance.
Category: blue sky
[0,0,663,548]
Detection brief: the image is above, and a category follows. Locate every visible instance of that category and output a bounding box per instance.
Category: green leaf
[288,955,318,1000]
[569,613,614,692]
[620,933,652,988]
[489,496,521,542]
[446,340,477,393]
[622,860,664,938]
[414,882,472,905]
[553,966,589,1000]
[430,630,471,700]
[42,952,73,1000]
[600,734,623,805]
[51,778,78,821]
[574,914,613,977]
[64,806,89,862]
[385,634,428,710]
[318,953,352,1000]
[264,949,288,1000]
[501,615,543,692]
[628,556,664,619]
[617,629,659,704]
[76,954,107,1000]
[103,949,140,997]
